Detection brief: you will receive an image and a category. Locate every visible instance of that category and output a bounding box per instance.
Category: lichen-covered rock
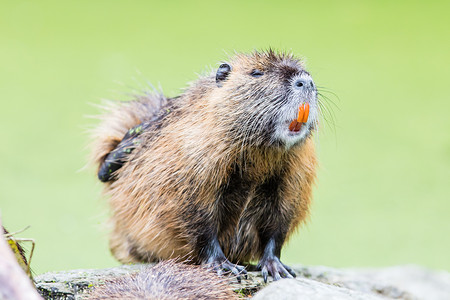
[35,264,262,300]
[35,264,144,300]
[34,264,450,300]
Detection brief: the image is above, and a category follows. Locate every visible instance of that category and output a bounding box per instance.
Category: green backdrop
[1,0,449,274]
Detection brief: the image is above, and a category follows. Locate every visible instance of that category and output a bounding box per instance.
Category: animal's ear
[216,63,231,87]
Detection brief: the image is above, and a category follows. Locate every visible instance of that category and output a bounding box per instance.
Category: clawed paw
[208,257,247,283]
[259,256,296,283]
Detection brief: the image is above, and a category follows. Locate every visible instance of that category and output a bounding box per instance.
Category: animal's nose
[293,78,314,90]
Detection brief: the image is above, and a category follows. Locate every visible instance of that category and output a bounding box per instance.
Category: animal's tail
[87,260,239,300]
[90,92,167,180]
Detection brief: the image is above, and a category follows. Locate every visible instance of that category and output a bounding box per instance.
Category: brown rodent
[87,260,238,300]
[91,50,318,282]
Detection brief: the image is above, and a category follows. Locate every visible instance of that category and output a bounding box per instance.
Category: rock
[288,264,450,300]
[35,264,144,300]
[253,278,385,300]
[358,265,450,300]
[33,264,450,300]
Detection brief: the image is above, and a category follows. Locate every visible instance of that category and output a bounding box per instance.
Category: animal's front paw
[258,255,296,283]
[207,256,247,283]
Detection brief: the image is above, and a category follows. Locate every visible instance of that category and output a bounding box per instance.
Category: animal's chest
[218,166,281,230]
[218,168,283,260]
[218,171,256,222]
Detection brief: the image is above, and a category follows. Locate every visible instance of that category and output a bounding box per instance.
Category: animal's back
[90,92,168,174]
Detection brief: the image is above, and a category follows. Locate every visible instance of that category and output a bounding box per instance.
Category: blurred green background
[1,0,449,275]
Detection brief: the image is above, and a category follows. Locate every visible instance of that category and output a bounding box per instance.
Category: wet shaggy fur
[87,260,238,300]
[91,50,318,267]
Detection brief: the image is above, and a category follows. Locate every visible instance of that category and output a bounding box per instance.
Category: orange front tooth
[302,103,310,123]
[297,104,305,123]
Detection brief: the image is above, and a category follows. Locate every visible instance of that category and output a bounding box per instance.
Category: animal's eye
[250,69,264,77]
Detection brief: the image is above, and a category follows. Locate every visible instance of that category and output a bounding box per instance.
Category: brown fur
[91,50,318,266]
[87,260,238,300]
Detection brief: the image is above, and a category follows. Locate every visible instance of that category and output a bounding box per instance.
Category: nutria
[91,50,318,282]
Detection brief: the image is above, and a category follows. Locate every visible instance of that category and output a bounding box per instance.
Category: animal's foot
[258,255,296,283]
[207,256,247,283]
